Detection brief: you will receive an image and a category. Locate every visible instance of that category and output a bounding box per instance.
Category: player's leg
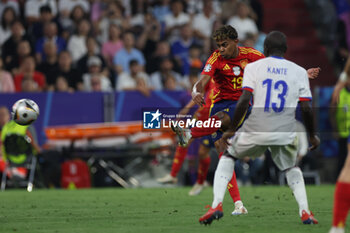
[199,154,234,225]
[199,135,264,225]
[329,146,350,233]
[172,101,233,146]
[190,111,231,138]
[215,140,248,215]
[157,138,194,184]
[270,140,318,224]
[189,138,212,196]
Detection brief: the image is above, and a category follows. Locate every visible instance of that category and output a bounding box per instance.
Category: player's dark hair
[264,31,287,57]
[212,25,238,41]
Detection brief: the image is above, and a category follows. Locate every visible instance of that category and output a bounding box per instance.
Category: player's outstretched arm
[300,101,320,151]
[192,74,211,107]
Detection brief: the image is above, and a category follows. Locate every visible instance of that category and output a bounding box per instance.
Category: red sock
[170,146,188,177]
[227,170,241,203]
[197,156,211,184]
[332,182,350,227]
[190,115,221,138]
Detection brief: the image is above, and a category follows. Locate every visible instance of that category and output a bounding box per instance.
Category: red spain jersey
[201,47,265,103]
[195,78,215,121]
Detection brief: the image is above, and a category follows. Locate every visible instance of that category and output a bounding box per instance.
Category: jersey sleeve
[242,63,255,93]
[298,70,312,101]
[201,52,219,77]
[248,48,265,62]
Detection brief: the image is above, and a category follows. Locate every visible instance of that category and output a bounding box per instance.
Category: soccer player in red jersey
[158,77,246,214]
[172,25,320,216]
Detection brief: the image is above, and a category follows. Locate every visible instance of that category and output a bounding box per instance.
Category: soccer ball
[12,99,40,125]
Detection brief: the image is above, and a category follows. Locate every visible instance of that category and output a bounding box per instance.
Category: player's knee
[285,167,303,186]
[214,112,230,129]
[198,147,209,160]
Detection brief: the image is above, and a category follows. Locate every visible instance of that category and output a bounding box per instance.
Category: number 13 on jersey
[262,79,288,112]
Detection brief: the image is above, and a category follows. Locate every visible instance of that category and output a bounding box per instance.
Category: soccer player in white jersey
[199,31,320,225]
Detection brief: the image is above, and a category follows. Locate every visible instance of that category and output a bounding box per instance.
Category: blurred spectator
[163,74,178,91]
[192,0,217,55]
[35,22,66,64]
[227,1,258,41]
[136,12,161,61]
[0,57,14,93]
[29,5,61,41]
[82,56,112,92]
[37,41,60,90]
[90,0,108,24]
[58,0,90,16]
[221,0,238,23]
[97,1,129,44]
[151,0,171,24]
[60,5,88,36]
[102,23,123,68]
[25,0,57,24]
[90,74,103,92]
[188,44,203,70]
[2,20,33,71]
[77,37,108,78]
[55,75,73,92]
[186,0,222,16]
[57,50,83,90]
[146,40,180,74]
[14,56,46,92]
[116,59,151,96]
[7,40,32,75]
[171,23,200,76]
[67,18,91,63]
[21,77,40,92]
[113,31,145,74]
[241,32,266,53]
[0,7,16,47]
[0,0,19,19]
[164,0,190,42]
[150,57,184,90]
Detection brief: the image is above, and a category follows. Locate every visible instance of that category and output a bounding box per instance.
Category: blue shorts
[209,100,251,142]
[200,135,215,148]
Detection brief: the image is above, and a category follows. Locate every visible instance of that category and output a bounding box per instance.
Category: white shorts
[227,134,298,171]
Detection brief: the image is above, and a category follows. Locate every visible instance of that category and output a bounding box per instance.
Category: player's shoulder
[239,47,264,57]
[206,50,221,65]
[282,59,307,74]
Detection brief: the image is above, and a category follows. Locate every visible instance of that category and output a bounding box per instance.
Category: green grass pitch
[0,185,344,233]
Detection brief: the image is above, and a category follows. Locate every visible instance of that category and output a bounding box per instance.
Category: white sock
[329,226,345,233]
[235,200,243,208]
[212,156,234,208]
[285,167,309,216]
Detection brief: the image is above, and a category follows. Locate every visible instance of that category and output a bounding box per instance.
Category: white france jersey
[239,56,312,145]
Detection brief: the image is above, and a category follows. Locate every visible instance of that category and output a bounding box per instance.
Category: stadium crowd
[0,0,265,94]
